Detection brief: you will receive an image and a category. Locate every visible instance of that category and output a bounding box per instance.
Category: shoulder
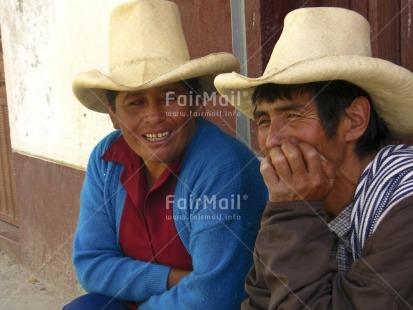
[362,195,413,259]
[371,195,413,233]
[90,130,123,158]
[183,118,259,170]
[351,195,413,303]
[86,130,123,176]
[177,119,267,227]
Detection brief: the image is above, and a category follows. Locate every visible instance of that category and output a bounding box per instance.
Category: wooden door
[0,29,18,227]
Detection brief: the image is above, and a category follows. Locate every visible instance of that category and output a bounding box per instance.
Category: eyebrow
[253,109,267,121]
[253,102,308,120]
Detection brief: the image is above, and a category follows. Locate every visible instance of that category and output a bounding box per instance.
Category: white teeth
[144,131,170,141]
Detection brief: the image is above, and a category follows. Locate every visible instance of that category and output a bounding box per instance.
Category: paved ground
[0,251,75,310]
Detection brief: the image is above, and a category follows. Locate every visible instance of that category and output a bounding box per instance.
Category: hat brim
[73,52,239,113]
[215,55,413,136]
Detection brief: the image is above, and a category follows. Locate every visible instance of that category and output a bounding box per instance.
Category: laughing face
[108,82,197,177]
[254,92,346,168]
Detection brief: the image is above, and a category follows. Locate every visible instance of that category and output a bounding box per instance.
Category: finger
[280,141,307,176]
[260,156,279,185]
[260,156,282,202]
[297,142,323,175]
[298,143,335,191]
[268,147,292,180]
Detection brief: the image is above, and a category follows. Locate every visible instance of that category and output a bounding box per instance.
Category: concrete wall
[0,0,125,169]
[0,0,128,294]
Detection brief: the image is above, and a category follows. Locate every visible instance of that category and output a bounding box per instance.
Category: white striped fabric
[350,145,413,260]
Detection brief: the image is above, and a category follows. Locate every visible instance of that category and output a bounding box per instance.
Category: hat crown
[109,0,190,85]
[264,7,372,76]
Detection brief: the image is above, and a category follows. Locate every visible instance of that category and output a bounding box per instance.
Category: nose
[265,120,290,150]
[145,101,165,124]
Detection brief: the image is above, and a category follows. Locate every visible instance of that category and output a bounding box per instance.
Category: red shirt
[102,136,192,270]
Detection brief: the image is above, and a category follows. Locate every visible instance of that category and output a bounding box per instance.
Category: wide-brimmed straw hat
[214,7,413,136]
[72,0,239,113]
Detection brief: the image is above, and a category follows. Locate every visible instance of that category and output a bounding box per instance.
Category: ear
[106,101,120,129]
[343,96,370,142]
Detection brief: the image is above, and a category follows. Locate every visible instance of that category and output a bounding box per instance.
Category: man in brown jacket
[215,7,413,309]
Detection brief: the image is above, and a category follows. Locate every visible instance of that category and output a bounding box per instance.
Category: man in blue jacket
[64,1,267,309]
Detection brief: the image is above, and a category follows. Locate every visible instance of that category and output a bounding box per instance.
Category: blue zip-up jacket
[73,118,267,309]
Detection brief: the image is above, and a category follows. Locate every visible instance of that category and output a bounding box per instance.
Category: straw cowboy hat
[214,7,413,136]
[72,0,239,113]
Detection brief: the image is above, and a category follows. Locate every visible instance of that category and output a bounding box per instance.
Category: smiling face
[254,93,345,165]
[253,82,380,217]
[108,82,197,177]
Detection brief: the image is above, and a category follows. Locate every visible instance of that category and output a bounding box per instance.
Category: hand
[167,268,191,289]
[260,142,334,203]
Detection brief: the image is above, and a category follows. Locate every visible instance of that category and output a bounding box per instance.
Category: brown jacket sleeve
[242,196,413,309]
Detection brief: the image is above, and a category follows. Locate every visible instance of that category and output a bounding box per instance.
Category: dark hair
[106,78,199,111]
[106,89,118,110]
[251,80,390,157]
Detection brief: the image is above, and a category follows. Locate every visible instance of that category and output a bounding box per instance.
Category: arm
[139,139,267,309]
[251,142,413,308]
[241,248,272,309]
[249,197,413,309]
[73,137,171,301]
[167,269,190,289]
[244,200,335,309]
[139,217,260,310]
